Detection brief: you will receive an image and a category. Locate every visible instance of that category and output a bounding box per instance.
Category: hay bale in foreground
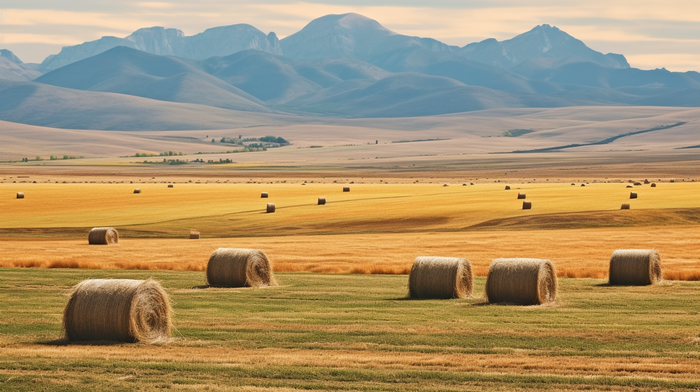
[409,257,473,299]
[16,192,24,199]
[206,248,277,287]
[343,187,350,192]
[266,203,275,213]
[88,227,119,245]
[517,193,526,199]
[318,197,326,205]
[261,192,268,198]
[63,279,171,343]
[621,203,630,210]
[189,230,200,239]
[486,258,557,305]
[133,189,141,194]
[609,249,662,285]
[630,192,638,199]
[522,201,532,210]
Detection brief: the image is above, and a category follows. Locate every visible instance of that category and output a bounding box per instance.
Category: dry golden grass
[1,225,698,279]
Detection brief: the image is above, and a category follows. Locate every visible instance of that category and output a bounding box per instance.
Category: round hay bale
[63,279,171,343]
[88,227,119,245]
[189,230,200,239]
[626,185,633,188]
[133,189,141,194]
[651,183,657,187]
[522,201,532,210]
[318,197,326,205]
[633,182,642,186]
[16,192,24,199]
[609,249,662,285]
[581,184,586,187]
[486,258,557,305]
[408,257,473,299]
[571,183,575,186]
[343,187,350,192]
[621,203,630,210]
[630,192,638,199]
[261,192,268,198]
[505,185,511,190]
[644,179,650,184]
[167,184,174,188]
[517,193,526,199]
[206,248,277,287]
[266,203,276,213]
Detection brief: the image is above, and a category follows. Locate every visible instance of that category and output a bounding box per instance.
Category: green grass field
[1,268,699,391]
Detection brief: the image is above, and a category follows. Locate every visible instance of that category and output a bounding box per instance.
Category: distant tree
[212,138,216,143]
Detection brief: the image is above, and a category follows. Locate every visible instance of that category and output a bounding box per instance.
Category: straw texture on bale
[621,203,630,210]
[266,203,275,213]
[630,192,638,199]
[609,249,662,286]
[16,192,24,199]
[318,197,326,205]
[189,230,200,239]
[261,192,268,198]
[343,187,350,192]
[206,248,277,287]
[408,257,473,299]
[505,185,511,190]
[63,279,171,343]
[88,227,119,245]
[522,201,532,210]
[517,193,526,199]
[486,258,557,305]
[133,189,141,194]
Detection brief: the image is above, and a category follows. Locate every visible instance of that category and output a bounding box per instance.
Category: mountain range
[1,13,700,130]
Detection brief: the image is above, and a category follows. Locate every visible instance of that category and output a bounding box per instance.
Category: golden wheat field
[1,180,699,279]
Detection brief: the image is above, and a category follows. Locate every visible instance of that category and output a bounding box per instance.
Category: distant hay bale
[670,179,675,183]
[16,192,24,199]
[261,192,268,198]
[408,257,473,299]
[167,184,174,188]
[621,203,630,210]
[609,249,662,285]
[571,183,575,186]
[206,248,277,287]
[581,184,586,187]
[486,258,557,305]
[343,187,350,192]
[644,179,650,184]
[505,185,511,190]
[63,279,171,343]
[522,201,532,210]
[266,203,275,213]
[318,197,326,205]
[133,189,141,194]
[517,193,526,199]
[626,185,633,188]
[633,182,642,186]
[88,227,119,245]
[630,192,638,199]
[651,183,657,187]
[189,230,200,239]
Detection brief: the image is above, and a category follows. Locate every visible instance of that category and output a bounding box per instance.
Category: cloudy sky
[1,0,699,71]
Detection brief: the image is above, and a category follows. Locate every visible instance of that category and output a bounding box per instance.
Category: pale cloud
[0,1,699,71]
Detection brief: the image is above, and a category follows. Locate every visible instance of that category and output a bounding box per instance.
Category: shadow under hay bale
[189,230,200,239]
[206,248,277,288]
[133,189,141,194]
[261,192,268,198]
[408,257,472,299]
[318,197,326,205]
[63,279,171,343]
[266,203,275,213]
[517,193,526,199]
[486,258,557,305]
[630,192,638,199]
[621,203,630,210]
[609,249,662,286]
[88,227,119,245]
[522,201,532,210]
[343,187,350,192]
[16,192,24,199]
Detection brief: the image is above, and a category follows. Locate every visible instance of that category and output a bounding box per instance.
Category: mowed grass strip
[1,268,699,390]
